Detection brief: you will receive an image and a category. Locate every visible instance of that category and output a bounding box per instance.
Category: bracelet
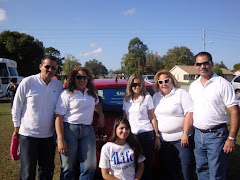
[228,136,236,142]
[183,130,189,135]
[156,134,160,137]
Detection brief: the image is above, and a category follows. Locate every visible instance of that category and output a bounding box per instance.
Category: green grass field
[0,99,240,180]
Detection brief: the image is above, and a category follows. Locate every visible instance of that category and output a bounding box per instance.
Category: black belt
[197,123,226,133]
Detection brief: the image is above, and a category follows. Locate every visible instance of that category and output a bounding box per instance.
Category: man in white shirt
[12,56,63,180]
[189,52,239,180]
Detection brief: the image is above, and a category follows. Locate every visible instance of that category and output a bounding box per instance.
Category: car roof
[93,78,153,88]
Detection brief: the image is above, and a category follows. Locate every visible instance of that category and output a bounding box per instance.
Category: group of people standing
[11,51,239,180]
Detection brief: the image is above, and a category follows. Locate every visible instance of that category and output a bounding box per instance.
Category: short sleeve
[179,89,194,115]
[55,90,70,115]
[146,95,154,110]
[99,143,110,169]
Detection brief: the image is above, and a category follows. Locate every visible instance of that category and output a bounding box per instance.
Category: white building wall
[170,67,189,83]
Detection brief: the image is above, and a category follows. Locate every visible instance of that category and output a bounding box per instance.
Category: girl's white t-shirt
[99,142,145,180]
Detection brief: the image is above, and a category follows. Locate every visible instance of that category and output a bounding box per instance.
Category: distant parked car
[231,75,240,100]
[0,89,6,98]
[142,75,155,85]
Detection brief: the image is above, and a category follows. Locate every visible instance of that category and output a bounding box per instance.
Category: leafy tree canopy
[213,64,224,77]
[84,59,108,78]
[0,30,44,76]
[214,61,227,70]
[161,46,195,70]
[233,63,240,71]
[145,51,163,74]
[62,54,81,76]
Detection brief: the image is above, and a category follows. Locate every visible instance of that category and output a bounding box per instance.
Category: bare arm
[135,161,144,180]
[181,112,193,147]
[101,168,120,180]
[123,111,127,118]
[223,105,240,153]
[148,109,161,150]
[55,114,67,155]
[13,127,20,140]
[95,102,105,128]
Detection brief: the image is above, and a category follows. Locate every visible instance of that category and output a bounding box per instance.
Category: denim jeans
[59,123,96,180]
[19,135,55,180]
[194,126,228,180]
[159,136,195,180]
[135,130,155,180]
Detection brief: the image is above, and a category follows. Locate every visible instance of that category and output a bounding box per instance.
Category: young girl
[99,117,145,180]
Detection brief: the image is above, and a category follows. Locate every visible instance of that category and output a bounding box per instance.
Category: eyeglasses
[158,78,171,85]
[75,75,89,80]
[131,83,141,87]
[44,65,57,70]
[195,61,211,67]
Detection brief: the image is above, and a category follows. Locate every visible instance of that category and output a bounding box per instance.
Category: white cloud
[89,43,97,48]
[0,8,7,22]
[122,8,136,16]
[80,48,103,57]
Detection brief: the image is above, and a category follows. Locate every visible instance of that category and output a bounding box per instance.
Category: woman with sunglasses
[55,67,104,180]
[123,74,160,180]
[153,70,195,180]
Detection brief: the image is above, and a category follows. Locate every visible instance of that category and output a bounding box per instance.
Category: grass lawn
[0,99,240,180]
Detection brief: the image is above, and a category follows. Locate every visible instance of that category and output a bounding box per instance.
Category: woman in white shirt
[153,70,195,180]
[123,74,160,180]
[55,67,105,180]
[99,117,145,180]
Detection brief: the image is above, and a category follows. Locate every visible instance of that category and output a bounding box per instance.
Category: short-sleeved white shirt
[55,88,99,125]
[99,142,145,180]
[12,74,63,138]
[123,94,154,134]
[189,73,239,130]
[153,87,194,142]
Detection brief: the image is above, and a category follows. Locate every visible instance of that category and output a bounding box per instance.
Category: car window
[234,76,240,83]
[147,75,154,79]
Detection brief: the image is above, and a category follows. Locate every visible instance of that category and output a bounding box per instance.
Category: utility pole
[203,29,205,52]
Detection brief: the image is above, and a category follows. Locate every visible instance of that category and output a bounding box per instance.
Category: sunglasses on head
[195,61,211,67]
[44,65,57,70]
[75,75,89,80]
[131,83,141,87]
[158,78,171,85]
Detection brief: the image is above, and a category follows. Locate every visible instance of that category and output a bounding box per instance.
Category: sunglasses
[158,78,171,85]
[44,65,57,70]
[75,75,89,80]
[131,83,141,87]
[195,61,211,67]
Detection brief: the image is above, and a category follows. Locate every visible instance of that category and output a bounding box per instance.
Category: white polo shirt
[55,88,99,125]
[12,74,63,138]
[153,88,193,142]
[189,73,239,130]
[123,94,154,134]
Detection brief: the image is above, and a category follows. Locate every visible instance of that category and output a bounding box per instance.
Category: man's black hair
[195,52,212,62]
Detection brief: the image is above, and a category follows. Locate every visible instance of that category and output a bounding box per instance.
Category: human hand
[13,127,19,140]
[58,139,68,155]
[155,137,161,150]
[181,133,189,147]
[223,139,235,153]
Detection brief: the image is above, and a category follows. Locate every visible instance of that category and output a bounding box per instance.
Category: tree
[0,30,44,76]
[161,46,195,70]
[62,54,81,76]
[84,59,108,78]
[44,47,64,75]
[213,64,224,77]
[218,61,227,69]
[145,51,163,74]
[121,37,148,75]
[233,63,240,71]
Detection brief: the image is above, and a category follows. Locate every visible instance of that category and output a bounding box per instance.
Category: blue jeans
[59,123,96,180]
[136,130,155,180]
[19,135,55,180]
[159,136,195,180]
[194,126,228,180]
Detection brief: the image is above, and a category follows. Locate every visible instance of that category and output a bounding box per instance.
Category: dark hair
[41,56,58,64]
[154,69,180,92]
[110,117,144,167]
[67,66,97,101]
[124,73,148,102]
[195,52,212,62]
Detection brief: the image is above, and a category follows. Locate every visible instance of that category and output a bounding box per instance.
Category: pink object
[10,135,20,161]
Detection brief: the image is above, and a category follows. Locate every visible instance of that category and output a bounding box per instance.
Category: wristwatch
[156,134,160,137]
[183,130,190,135]
[228,136,236,142]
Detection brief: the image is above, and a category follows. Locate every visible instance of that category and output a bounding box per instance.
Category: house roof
[171,65,233,75]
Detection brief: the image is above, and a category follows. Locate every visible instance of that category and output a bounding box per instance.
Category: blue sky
[0,0,240,71]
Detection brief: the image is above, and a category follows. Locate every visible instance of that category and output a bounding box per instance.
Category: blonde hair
[154,69,180,92]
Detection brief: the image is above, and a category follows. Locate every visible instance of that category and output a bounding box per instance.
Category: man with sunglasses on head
[12,56,63,180]
[189,52,239,180]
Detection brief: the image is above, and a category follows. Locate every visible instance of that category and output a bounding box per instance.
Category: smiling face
[194,55,214,80]
[115,122,130,144]
[158,74,173,96]
[131,78,142,95]
[75,70,88,93]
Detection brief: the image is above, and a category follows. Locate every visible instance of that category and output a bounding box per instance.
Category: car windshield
[148,75,154,79]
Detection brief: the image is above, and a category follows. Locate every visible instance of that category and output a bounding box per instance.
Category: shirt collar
[158,86,176,97]
[196,72,218,85]
[130,95,144,103]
